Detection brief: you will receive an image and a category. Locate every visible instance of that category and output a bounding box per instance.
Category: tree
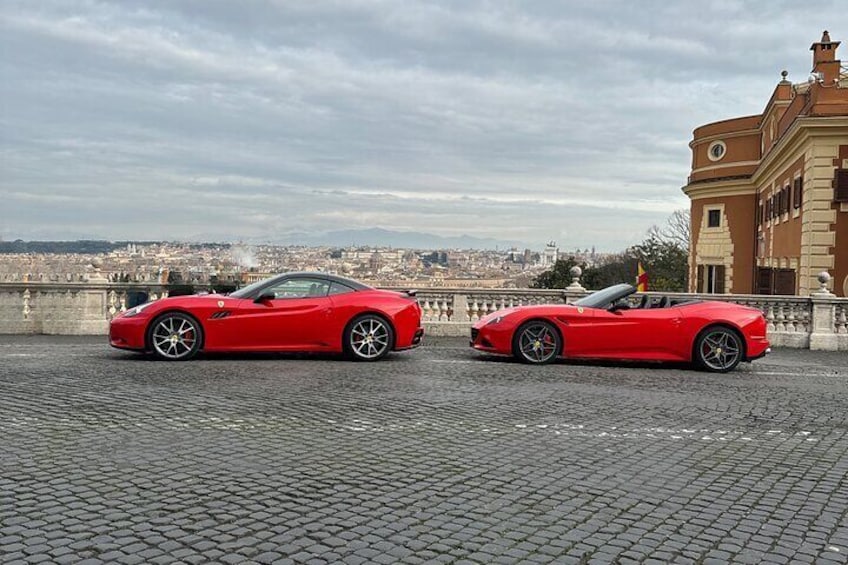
[581,253,637,290]
[534,210,690,291]
[629,233,688,291]
[649,208,690,252]
[532,257,580,288]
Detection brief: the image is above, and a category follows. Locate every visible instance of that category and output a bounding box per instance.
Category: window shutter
[835,169,848,202]
[757,267,773,295]
[793,177,803,209]
[715,265,726,294]
[774,269,796,295]
[696,265,704,293]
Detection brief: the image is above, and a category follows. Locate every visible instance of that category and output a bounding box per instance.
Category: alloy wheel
[698,328,742,372]
[151,315,199,360]
[516,322,559,364]
[349,317,390,360]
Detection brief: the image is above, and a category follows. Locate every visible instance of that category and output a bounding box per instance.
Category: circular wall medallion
[707,140,726,162]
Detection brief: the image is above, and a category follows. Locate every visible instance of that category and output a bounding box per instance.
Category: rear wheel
[512,320,561,364]
[147,312,202,361]
[344,315,393,361]
[694,326,743,373]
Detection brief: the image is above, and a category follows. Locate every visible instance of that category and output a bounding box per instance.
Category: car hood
[141,293,240,310]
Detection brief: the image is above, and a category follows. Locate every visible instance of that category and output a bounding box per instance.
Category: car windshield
[573,283,636,309]
[229,275,283,298]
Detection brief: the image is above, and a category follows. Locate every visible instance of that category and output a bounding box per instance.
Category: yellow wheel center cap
[534,340,541,349]
[716,348,722,354]
[170,334,179,344]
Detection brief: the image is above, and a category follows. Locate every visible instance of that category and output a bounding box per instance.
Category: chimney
[810,30,841,83]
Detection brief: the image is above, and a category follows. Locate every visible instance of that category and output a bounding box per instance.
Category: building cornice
[681,177,756,200]
[689,127,761,148]
[753,116,848,184]
[683,116,848,198]
[691,160,761,175]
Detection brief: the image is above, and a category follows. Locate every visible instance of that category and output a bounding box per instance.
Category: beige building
[683,31,848,296]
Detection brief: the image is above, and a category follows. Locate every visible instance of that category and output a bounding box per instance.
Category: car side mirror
[254,292,275,304]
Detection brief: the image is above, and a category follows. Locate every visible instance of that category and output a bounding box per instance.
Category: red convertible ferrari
[110,273,424,361]
[470,283,770,372]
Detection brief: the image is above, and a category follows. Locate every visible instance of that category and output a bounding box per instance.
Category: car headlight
[123,302,155,317]
[486,313,510,326]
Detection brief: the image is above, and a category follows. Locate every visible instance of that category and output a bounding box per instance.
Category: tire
[344,314,394,361]
[694,326,743,373]
[147,312,203,361]
[512,320,561,364]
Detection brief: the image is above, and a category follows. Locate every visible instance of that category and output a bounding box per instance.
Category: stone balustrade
[0,282,169,335]
[0,282,846,351]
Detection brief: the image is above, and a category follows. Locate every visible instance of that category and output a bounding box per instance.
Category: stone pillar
[452,293,470,322]
[809,271,838,351]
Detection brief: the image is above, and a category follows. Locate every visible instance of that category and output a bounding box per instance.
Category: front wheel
[147,312,202,361]
[512,320,561,364]
[694,326,743,373]
[344,315,394,361]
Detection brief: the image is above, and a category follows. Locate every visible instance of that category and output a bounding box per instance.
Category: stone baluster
[119,292,127,313]
[440,298,450,321]
[470,298,480,322]
[784,303,796,333]
[430,298,440,321]
[765,303,776,333]
[421,298,432,321]
[23,289,30,320]
[480,296,491,318]
[433,299,444,321]
[801,304,811,333]
[108,290,118,317]
[475,297,486,318]
[837,306,848,334]
[775,303,786,332]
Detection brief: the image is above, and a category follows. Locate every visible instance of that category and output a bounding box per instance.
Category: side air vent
[209,311,231,320]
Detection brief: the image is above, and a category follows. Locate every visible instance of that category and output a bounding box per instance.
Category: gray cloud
[1,1,846,249]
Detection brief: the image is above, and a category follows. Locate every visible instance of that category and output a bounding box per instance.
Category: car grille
[470,328,479,342]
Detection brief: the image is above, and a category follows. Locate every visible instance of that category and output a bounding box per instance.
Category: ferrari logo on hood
[217,300,225,308]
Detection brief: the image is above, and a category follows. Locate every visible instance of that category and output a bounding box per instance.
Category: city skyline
[2,2,847,250]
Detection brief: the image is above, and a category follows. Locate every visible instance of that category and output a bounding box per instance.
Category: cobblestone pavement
[1,336,847,565]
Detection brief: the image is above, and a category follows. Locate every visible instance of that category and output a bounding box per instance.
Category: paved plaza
[1,336,847,564]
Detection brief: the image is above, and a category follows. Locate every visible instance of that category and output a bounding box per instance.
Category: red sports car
[110,272,424,361]
[470,283,770,372]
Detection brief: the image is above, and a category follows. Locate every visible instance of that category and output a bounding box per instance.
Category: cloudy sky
[1,1,847,249]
